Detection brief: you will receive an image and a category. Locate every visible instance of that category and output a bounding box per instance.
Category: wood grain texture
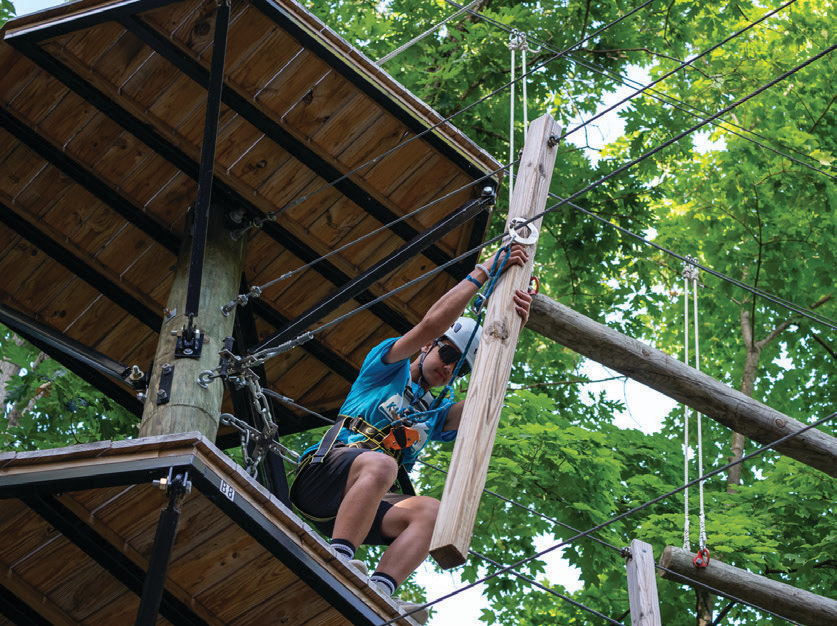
[626,539,661,626]
[430,113,560,568]
[527,294,837,478]
[659,546,837,626]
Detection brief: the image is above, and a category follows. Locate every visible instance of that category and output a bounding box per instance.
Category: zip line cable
[240,35,837,362]
[376,0,482,65]
[454,0,807,159]
[418,460,623,553]
[380,410,837,624]
[470,549,623,625]
[565,53,836,181]
[231,162,514,302]
[231,0,658,238]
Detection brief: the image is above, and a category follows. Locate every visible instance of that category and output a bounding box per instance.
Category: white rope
[693,270,707,550]
[376,0,482,65]
[681,256,707,551]
[508,29,530,207]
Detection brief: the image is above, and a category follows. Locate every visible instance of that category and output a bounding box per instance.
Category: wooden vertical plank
[626,539,661,626]
[429,113,560,568]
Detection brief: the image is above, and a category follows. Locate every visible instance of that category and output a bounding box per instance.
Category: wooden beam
[429,113,560,568]
[626,539,662,626]
[527,294,837,478]
[139,204,245,440]
[658,546,837,626]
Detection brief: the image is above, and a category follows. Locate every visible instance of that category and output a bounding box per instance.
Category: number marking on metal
[219,480,235,502]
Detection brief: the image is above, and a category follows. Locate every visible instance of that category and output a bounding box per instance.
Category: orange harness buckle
[382,425,420,451]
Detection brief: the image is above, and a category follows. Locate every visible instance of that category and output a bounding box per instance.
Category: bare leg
[375,496,440,586]
[332,451,398,548]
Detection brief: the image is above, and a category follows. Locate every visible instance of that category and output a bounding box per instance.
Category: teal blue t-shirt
[303,338,457,471]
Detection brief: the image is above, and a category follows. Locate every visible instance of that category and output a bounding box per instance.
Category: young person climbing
[290,242,532,623]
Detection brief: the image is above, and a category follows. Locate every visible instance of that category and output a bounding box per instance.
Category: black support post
[185,0,231,318]
[135,471,191,626]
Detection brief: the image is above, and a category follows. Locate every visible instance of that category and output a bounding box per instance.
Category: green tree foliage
[2,0,835,623]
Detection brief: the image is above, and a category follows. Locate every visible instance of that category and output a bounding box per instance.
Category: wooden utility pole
[527,294,837,478]
[139,204,245,440]
[429,113,560,569]
[659,547,837,626]
[626,540,662,626]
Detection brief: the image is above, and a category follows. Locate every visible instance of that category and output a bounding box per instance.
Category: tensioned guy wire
[380,411,837,624]
[232,0,659,237]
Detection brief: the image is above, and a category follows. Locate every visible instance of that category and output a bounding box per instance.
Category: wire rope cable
[376,0,482,65]
[380,410,837,624]
[565,53,836,180]
[232,0,658,238]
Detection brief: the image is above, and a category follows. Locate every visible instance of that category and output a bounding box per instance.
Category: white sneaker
[373,582,429,624]
[392,597,429,625]
[347,558,368,577]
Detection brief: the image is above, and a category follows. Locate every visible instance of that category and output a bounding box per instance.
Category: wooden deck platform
[0,0,502,435]
[0,433,423,625]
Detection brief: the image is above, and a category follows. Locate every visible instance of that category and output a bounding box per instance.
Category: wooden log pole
[429,113,560,568]
[139,204,245,440]
[527,294,837,478]
[626,539,662,626]
[658,546,837,626]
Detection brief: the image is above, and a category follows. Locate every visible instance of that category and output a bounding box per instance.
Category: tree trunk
[727,308,761,493]
[696,587,713,626]
[1,334,46,428]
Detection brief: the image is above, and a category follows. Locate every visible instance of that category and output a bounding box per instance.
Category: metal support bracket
[156,363,173,405]
[173,324,205,359]
[135,469,191,626]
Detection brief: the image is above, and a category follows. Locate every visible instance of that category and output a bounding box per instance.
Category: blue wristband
[465,275,483,289]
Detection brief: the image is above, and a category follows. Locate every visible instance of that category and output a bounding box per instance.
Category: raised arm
[384,244,530,364]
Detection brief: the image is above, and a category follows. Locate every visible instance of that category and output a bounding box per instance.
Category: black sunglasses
[436,342,471,377]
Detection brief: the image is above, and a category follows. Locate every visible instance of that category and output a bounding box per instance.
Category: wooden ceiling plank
[50,20,126,68]
[283,70,358,140]
[94,223,157,276]
[0,567,78,626]
[37,90,98,145]
[148,71,208,131]
[165,524,266,596]
[225,24,303,94]
[92,29,152,88]
[10,257,75,314]
[309,92,383,158]
[195,551,298,621]
[0,43,39,106]
[227,133,292,191]
[231,578,333,626]
[34,276,102,334]
[213,114,268,170]
[65,112,125,166]
[11,162,76,220]
[92,130,155,185]
[48,554,128,621]
[0,506,58,568]
[0,143,48,199]
[0,196,164,327]
[7,71,66,125]
[92,316,156,368]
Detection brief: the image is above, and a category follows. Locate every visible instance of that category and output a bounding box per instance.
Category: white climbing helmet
[442,316,482,371]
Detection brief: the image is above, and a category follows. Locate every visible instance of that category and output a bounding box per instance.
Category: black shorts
[289,445,409,545]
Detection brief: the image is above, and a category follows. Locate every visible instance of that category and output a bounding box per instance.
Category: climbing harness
[508,29,531,208]
[681,256,708,559]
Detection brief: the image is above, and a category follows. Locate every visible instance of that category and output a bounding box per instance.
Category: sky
[6,0,680,622]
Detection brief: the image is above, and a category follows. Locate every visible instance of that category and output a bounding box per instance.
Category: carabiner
[528,276,540,295]
[693,548,710,568]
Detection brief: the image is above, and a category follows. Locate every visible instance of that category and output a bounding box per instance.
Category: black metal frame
[184,0,230,319]
[252,193,492,353]
[0,453,385,626]
[118,11,479,278]
[0,200,163,333]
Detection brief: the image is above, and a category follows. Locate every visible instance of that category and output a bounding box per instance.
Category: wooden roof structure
[0,432,425,625]
[0,0,502,436]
